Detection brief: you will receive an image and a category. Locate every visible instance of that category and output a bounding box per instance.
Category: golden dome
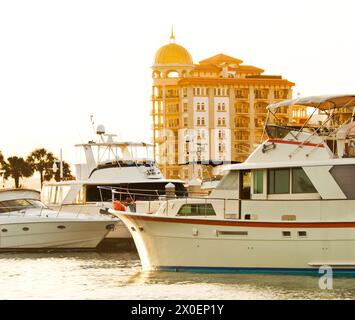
[153,31,193,66]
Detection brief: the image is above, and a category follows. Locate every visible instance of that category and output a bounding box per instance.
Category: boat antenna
[90,115,96,137]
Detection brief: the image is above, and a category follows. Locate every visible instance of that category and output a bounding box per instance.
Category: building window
[201,102,205,111]
[183,117,188,127]
[268,168,290,194]
[183,103,188,112]
[235,89,248,99]
[218,130,224,139]
[253,170,264,194]
[197,102,201,111]
[292,168,317,193]
[255,89,269,99]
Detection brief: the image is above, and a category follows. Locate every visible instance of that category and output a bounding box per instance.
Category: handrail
[102,185,240,219]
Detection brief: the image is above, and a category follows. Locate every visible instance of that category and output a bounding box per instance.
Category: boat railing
[0,203,115,219]
[52,203,115,218]
[97,186,240,219]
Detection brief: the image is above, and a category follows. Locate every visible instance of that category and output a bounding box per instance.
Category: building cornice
[178,77,295,87]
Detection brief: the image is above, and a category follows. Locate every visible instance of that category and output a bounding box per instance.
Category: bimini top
[268,95,355,112]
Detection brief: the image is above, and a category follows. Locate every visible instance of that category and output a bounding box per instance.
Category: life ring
[113,200,126,211]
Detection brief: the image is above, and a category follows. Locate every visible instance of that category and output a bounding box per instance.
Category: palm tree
[27,148,55,187]
[0,151,4,166]
[0,151,5,188]
[53,160,74,182]
[3,156,34,188]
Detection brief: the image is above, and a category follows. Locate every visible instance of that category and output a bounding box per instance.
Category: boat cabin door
[239,170,251,200]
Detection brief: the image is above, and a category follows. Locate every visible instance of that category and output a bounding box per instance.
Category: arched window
[167,71,179,78]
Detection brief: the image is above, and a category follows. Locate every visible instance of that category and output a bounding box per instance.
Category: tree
[3,156,34,188]
[53,160,74,182]
[27,148,55,187]
[0,151,5,187]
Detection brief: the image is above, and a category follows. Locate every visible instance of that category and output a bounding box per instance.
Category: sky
[1,0,355,166]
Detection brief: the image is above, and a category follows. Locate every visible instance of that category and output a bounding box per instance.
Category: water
[0,251,355,299]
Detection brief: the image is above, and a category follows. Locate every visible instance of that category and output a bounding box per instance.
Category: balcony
[235,123,250,129]
[235,107,249,114]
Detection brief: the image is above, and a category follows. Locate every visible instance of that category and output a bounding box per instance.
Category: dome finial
[170,25,175,43]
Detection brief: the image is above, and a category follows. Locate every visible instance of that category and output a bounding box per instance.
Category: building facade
[151,32,300,180]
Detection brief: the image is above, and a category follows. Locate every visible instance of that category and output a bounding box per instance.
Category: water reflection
[0,252,354,299]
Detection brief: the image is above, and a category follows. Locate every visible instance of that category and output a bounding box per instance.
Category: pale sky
[1,0,355,165]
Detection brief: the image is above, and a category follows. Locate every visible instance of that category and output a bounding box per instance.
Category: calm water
[0,251,355,300]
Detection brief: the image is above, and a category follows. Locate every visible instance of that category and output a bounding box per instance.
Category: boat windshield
[265,124,301,139]
[0,199,47,213]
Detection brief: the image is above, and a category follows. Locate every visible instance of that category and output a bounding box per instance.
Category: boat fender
[113,201,126,211]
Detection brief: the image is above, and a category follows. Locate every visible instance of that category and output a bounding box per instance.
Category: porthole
[57,225,66,230]
[298,231,307,237]
[131,227,136,232]
[282,231,291,237]
[1,229,8,233]
[22,227,29,231]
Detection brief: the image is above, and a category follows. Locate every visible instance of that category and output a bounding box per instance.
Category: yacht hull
[118,212,355,274]
[49,204,131,239]
[0,220,113,249]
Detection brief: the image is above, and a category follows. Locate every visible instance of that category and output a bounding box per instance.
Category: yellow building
[151,32,298,180]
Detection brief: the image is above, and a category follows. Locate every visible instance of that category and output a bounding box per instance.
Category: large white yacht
[41,125,187,247]
[0,189,118,250]
[114,95,355,274]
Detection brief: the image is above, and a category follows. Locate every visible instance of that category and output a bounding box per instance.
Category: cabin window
[268,168,290,194]
[292,168,317,193]
[177,204,216,216]
[330,165,355,199]
[253,170,264,194]
[216,171,238,190]
[0,199,46,213]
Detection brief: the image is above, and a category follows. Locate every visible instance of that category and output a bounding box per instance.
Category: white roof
[228,158,355,171]
[0,189,41,202]
[268,95,355,112]
[43,179,186,187]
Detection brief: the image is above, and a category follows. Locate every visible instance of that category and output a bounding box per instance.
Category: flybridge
[262,94,355,159]
[75,142,154,148]
[74,125,159,181]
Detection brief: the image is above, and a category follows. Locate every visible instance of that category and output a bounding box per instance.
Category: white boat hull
[49,204,131,240]
[0,220,113,249]
[118,213,355,274]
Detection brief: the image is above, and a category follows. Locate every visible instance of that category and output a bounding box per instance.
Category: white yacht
[114,95,355,274]
[41,125,187,247]
[0,189,118,250]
